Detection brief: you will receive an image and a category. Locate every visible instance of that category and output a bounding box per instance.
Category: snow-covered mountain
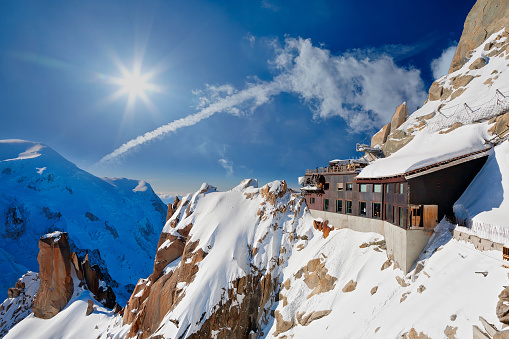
[3,180,508,339]
[0,139,166,301]
[3,0,509,338]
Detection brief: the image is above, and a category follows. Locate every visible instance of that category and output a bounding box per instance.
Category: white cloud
[98,37,427,164]
[218,158,234,175]
[431,44,457,80]
[261,0,280,12]
[244,33,256,47]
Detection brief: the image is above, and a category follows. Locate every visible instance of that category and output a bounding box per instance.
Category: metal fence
[426,87,509,133]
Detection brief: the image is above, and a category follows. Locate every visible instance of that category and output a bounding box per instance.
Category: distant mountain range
[0,139,166,302]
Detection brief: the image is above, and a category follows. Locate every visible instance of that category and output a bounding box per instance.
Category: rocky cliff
[449,0,509,73]
[121,179,313,338]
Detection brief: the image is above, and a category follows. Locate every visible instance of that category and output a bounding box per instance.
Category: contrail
[98,82,280,165]
[99,37,427,165]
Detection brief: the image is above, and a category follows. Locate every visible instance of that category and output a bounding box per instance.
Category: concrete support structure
[310,210,431,273]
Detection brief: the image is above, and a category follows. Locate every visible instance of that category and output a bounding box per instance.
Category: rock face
[390,102,408,134]
[371,123,391,147]
[449,0,509,73]
[32,232,74,319]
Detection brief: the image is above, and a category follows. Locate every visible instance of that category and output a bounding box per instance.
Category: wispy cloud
[431,44,457,80]
[98,37,426,165]
[261,0,280,12]
[218,158,234,175]
[244,33,256,47]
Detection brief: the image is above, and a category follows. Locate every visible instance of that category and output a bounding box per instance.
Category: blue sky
[0,0,475,198]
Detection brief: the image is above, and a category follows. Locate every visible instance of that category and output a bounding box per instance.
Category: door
[423,205,438,229]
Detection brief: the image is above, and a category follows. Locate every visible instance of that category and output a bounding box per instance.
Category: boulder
[497,286,509,324]
[390,102,408,134]
[451,75,475,89]
[371,123,391,147]
[342,280,357,293]
[449,0,509,73]
[32,232,74,319]
[86,299,94,316]
[428,81,444,101]
[469,57,487,70]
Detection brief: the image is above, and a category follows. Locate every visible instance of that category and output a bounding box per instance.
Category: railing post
[464,103,473,114]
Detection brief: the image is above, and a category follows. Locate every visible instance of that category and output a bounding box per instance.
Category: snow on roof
[358,119,491,179]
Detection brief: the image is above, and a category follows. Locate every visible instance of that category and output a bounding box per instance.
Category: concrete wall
[453,228,503,252]
[310,210,431,273]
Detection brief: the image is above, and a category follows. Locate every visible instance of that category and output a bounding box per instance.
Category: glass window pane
[336,200,342,213]
[373,203,381,218]
[373,184,381,193]
[399,207,404,226]
[346,200,352,214]
[359,201,367,216]
[324,199,329,211]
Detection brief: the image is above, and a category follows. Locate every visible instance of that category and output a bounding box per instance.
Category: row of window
[322,182,404,194]
[322,199,405,226]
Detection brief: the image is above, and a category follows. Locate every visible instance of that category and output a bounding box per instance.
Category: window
[336,200,343,213]
[373,184,381,193]
[324,199,329,211]
[359,201,367,216]
[395,183,404,194]
[393,206,397,224]
[310,197,315,204]
[372,202,381,218]
[359,184,367,192]
[337,182,344,191]
[385,204,390,220]
[346,183,353,191]
[399,207,404,227]
[386,184,390,193]
[346,200,352,214]
[324,182,330,190]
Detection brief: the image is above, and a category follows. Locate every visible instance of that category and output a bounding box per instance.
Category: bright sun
[120,71,149,98]
[101,62,162,113]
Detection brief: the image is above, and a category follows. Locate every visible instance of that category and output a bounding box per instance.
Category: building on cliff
[300,101,497,273]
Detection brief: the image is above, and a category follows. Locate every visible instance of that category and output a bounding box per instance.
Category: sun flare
[98,58,163,114]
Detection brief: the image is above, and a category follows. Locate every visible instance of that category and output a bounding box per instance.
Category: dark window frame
[346,200,353,214]
[310,197,315,204]
[346,182,353,191]
[336,199,343,213]
[372,202,381,219]
[359,201,367,216]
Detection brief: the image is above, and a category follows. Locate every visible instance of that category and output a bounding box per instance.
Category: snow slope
[4,183,507,339]
[0,140,166,302]
[454,141,509,243]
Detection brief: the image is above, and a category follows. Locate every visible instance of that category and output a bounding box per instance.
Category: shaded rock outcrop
[32,232,74,319]
[371,123,391,147]
[390,102,408,134]
[449,0,509,73]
